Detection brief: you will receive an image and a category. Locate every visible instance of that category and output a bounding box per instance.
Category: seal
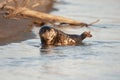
[39,26,92,46]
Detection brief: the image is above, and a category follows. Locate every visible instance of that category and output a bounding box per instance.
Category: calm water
[0,0,120,80]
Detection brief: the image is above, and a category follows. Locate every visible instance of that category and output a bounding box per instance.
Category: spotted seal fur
[39,26,92,46]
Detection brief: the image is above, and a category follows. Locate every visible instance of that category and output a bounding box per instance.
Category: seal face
[39,26,57,45]
[39,26,92,46]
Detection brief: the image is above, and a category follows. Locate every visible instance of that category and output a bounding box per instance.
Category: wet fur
[39,26,92,46]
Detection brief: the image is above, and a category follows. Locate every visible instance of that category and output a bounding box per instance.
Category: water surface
[0,0,120,80]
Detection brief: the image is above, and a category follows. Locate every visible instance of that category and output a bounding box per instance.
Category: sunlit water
[0,0,120,80]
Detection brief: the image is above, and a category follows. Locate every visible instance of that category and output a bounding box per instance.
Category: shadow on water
[38,42,99,62]
[55,0,68,4]
[39,42,90,54]
[92,24,120,28]
[38,40,120,58]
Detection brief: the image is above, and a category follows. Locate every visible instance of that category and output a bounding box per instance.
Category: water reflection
[39,42,88,54]
[40,45,55,54]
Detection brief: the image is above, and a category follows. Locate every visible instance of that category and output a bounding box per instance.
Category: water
[0,0,120,80]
